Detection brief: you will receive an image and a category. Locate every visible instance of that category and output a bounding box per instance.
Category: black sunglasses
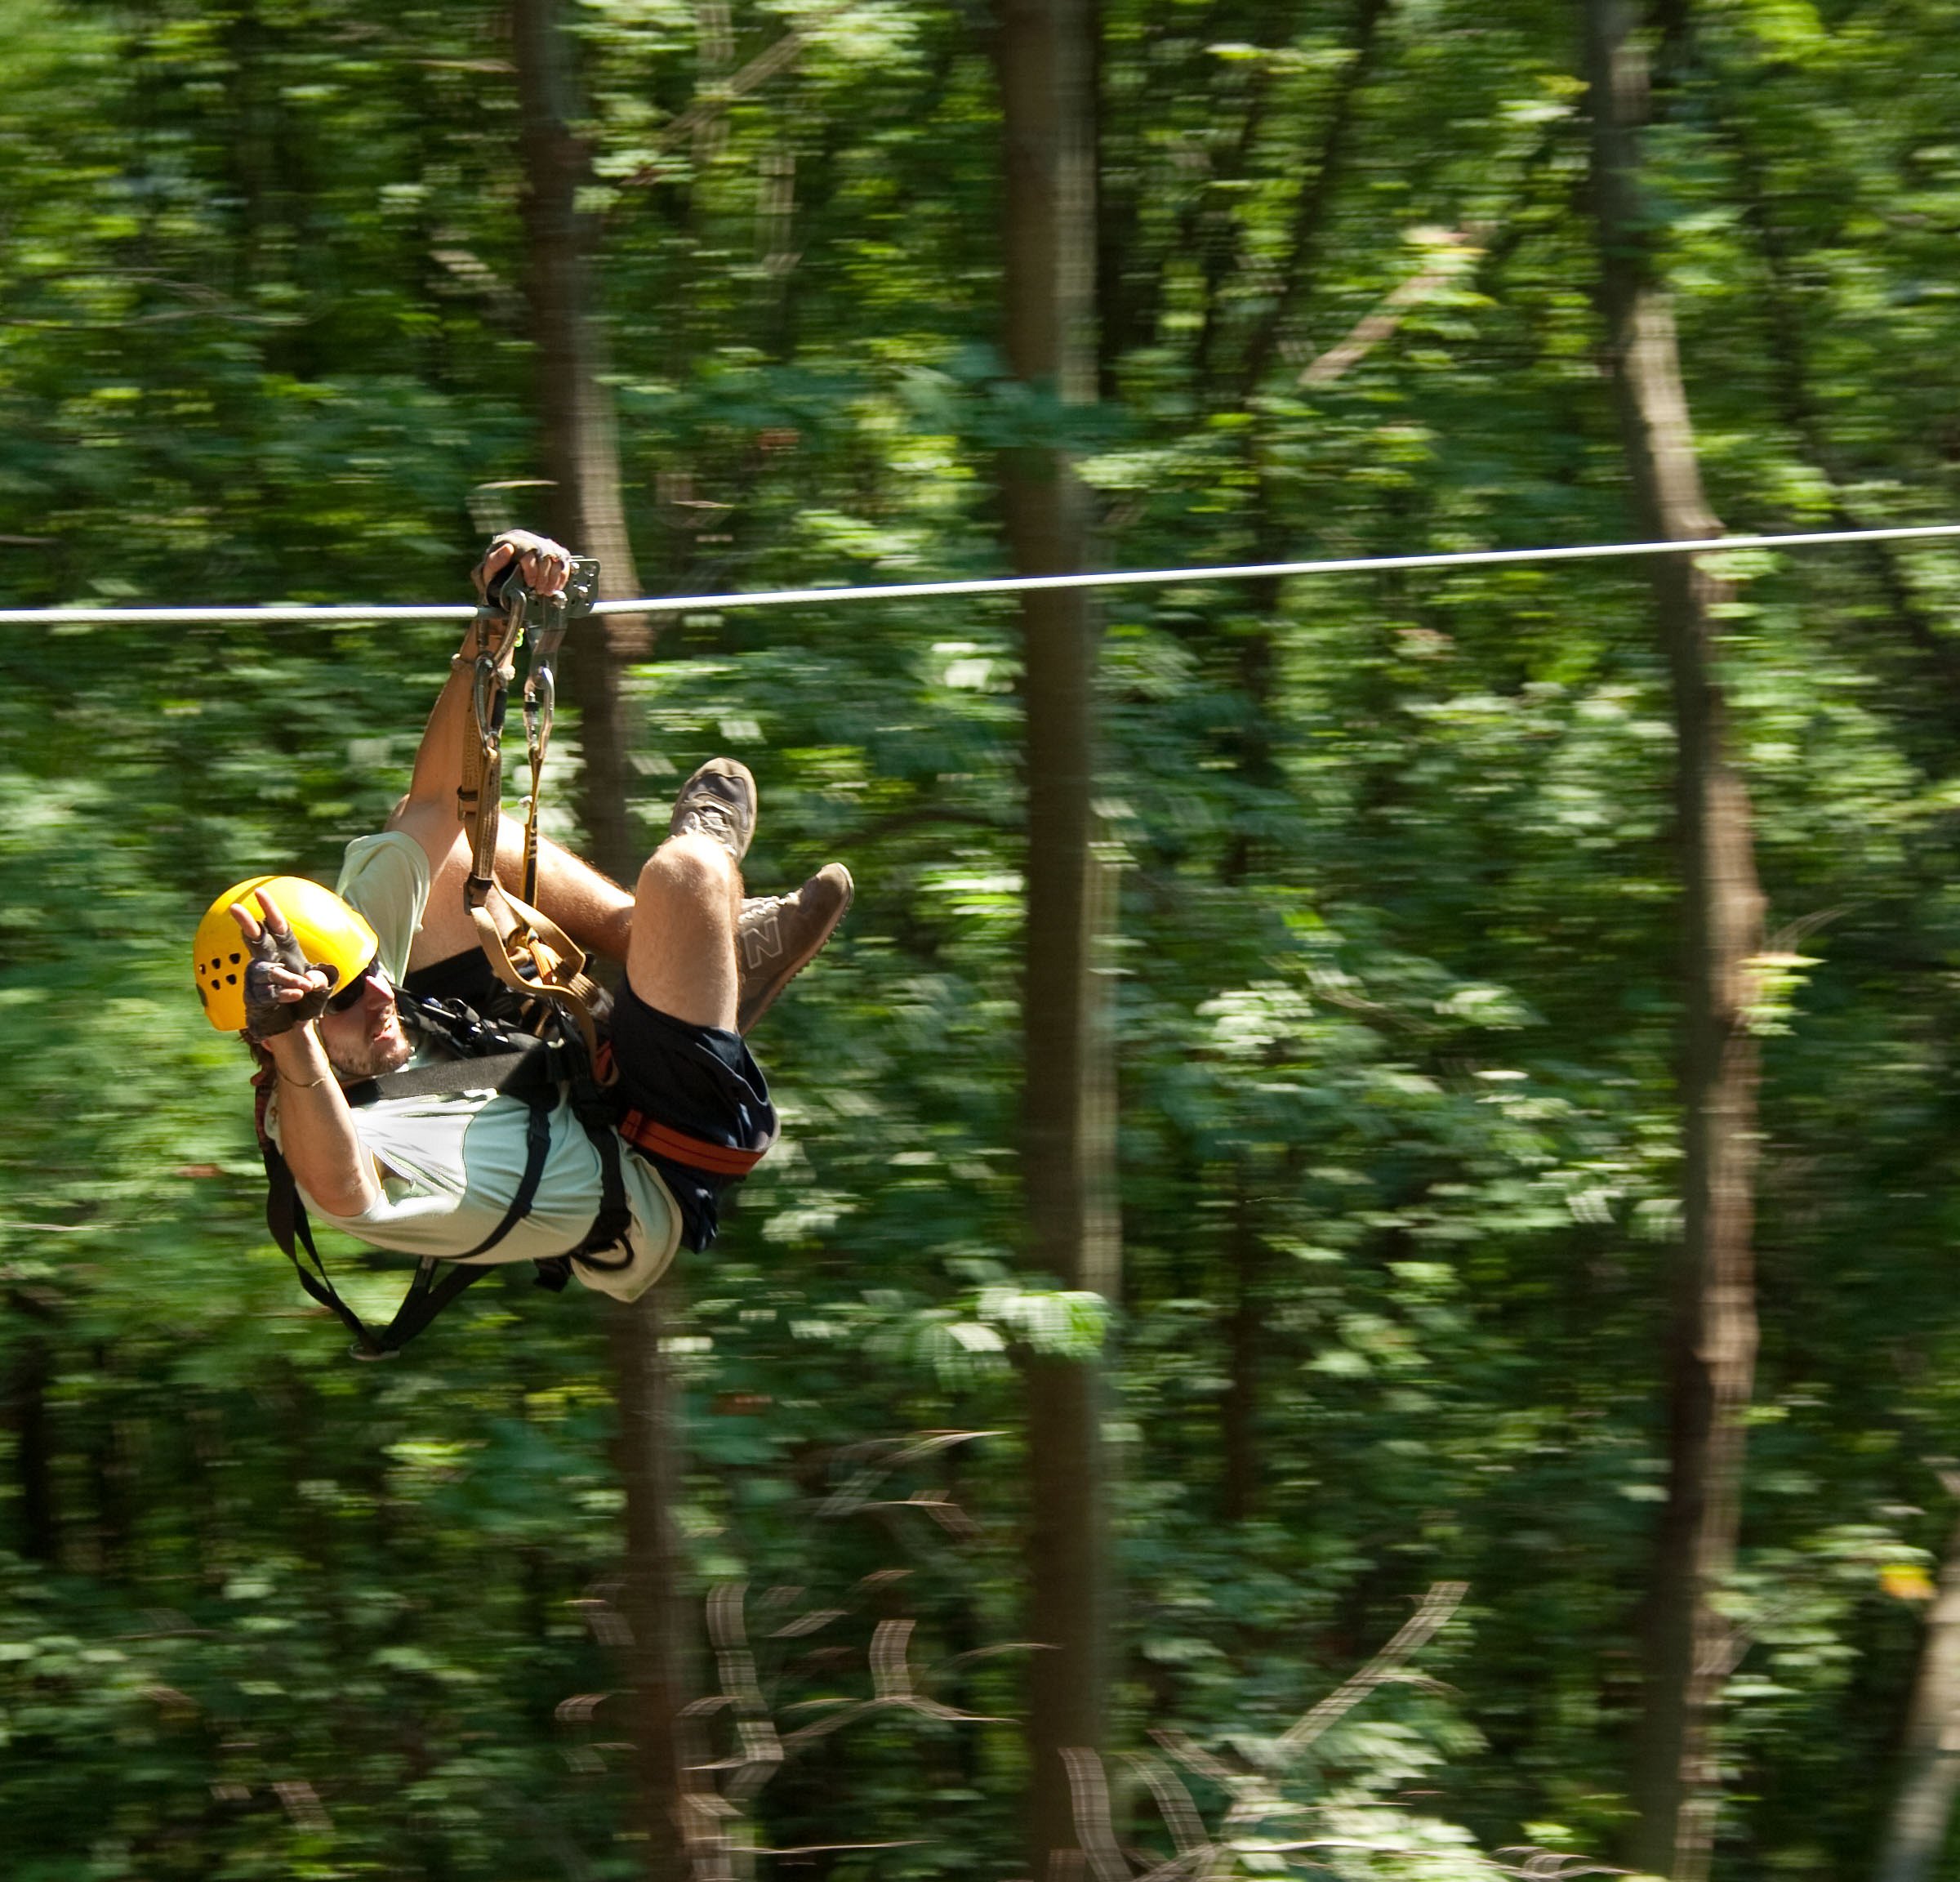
[325,963,386,1014]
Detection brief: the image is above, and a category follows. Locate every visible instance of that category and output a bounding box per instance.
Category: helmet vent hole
[226,973,238,985]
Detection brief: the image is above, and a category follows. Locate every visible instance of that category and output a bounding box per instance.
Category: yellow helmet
[193,875,380,1032]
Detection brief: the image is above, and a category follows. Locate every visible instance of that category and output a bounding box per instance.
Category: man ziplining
[191,532,852,1349]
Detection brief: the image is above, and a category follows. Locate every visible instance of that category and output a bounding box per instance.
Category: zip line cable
[4,520,1958,627]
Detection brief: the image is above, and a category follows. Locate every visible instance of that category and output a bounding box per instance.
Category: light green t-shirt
[265,831,678,1302]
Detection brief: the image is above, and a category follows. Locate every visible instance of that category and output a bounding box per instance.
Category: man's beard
[324,1010,413,1081]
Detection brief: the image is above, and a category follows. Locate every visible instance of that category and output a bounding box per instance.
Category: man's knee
[637,832,739,904]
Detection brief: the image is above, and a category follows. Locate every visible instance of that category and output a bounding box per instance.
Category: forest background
[7,0,1960,1877]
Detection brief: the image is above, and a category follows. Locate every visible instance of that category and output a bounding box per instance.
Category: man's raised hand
[229,890,336,1040]
[473,531,574,604]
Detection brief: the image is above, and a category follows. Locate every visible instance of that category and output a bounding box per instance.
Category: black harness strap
[261,1141,499,1361]
[458,1099,552,1262]
[565,1080,635,1273]
[259,993,635,1358]
[338,1047,542,1108]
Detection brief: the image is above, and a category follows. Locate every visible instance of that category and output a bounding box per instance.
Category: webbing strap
[454,1099,552,1261]
[519,577,581,907]
[260,1059,556,1358]
[458,588,523,897]
[338,1045,546,1108]
[568,1117,636,1273]
[617,1108,768,1177]
[466,890,610,1077]
[366,1258,497,1358]
[455,559,613,1083]
[261,1141,497,1360]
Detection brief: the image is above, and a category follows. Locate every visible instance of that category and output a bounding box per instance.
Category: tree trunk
[996,0,1121,1873]
[7,1322,56,1563]
[1220,1182,1263,1526]
[607,1296,713,1875]
[1584,4,1765,1877]
[511,7,695,1876]
[1877,1501,1960,1882]
[513,0,655,836]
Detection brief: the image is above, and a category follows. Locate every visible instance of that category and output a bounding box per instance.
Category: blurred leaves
[6,0,1960,1875]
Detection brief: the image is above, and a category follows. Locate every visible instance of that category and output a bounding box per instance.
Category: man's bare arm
[388,533,617,969]
[261,1025,382,1217]
[390,811,638,970]
[231,895,381,1217]
[394,532,575,837]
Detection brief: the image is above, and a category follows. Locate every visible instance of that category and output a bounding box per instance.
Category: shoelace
[679,803,742,843]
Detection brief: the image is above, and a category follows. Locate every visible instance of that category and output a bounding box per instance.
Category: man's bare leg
[515,829,635,960]
[400,755,840,1032]
[625,757,755,1029]
[397,813,635,972]
[625,833,742,1031]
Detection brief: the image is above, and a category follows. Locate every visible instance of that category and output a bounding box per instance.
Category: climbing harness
[259,996,635,1360]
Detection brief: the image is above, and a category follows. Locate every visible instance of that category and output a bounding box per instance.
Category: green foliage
[7,0,1960,1875]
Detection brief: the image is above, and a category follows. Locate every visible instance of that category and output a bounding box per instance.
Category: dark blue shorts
[606,977,777,1251]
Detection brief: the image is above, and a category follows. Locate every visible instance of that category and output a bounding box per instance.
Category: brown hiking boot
[737,863,853,1034]
[670,757,756,864]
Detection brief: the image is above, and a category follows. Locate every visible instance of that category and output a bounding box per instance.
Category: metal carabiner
[523,590,564,778]
[520,557,597,774]
[516,558,598,906]
[473,585,529,763]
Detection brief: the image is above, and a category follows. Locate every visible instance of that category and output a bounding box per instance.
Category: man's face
[318,965,412,1081]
